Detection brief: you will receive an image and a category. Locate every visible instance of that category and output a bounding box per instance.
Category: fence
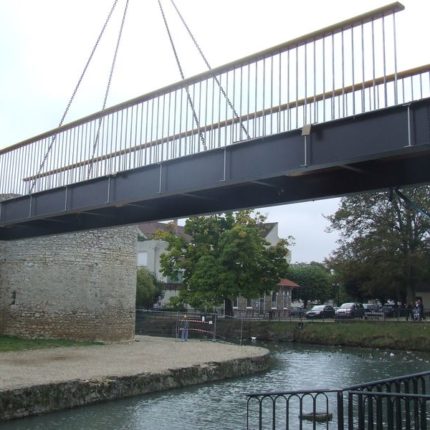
[135,309,217,340]
[246,370,430,429]
[2,3,429,197]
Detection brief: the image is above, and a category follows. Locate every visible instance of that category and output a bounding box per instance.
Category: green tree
[287,262,333,308]
[136,267,164,308]
[326,186,430,304]
[156,211,290,315]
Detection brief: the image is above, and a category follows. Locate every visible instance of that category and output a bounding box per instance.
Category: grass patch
[0,336,100,352]
[294,321,430,351]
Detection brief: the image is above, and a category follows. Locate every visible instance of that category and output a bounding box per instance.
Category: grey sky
[0,0,428,262]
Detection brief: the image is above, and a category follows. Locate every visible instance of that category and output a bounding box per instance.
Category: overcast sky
[0,0,428,262]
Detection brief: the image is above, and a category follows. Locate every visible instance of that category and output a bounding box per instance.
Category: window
[233,297,238,308]
[137,251,148,267]
[271,291,277,308]
[246,298,253,308]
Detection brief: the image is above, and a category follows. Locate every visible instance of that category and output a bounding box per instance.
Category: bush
[136,268,163,308]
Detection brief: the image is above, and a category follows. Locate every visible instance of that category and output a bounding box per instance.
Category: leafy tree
[156,211,290,315]
[288,262,333,308]
[326,186,430,304]
[136,267,164,308]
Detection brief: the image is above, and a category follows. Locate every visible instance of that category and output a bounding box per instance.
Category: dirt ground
[0,336,268,391]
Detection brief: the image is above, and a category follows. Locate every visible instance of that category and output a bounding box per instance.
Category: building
[136,221,189,307]
[233,278,301,318]
[136,221,293,311]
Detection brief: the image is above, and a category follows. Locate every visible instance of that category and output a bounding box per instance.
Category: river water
[3,343,430,430]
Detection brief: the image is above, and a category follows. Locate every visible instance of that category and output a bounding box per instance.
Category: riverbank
[291,320,430,350]
[0,336,269,422]
[230,320,430,352]
[138,317,430,351]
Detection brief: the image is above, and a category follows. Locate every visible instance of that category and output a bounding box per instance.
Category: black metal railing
[347,391,430,429]
[247,389,342,430]
[246,371,430,429]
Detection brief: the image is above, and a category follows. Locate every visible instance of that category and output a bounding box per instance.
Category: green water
[3,343,430,430]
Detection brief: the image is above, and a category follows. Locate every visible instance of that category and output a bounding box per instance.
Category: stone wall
[0,353,270,421]
[0,227,137,342]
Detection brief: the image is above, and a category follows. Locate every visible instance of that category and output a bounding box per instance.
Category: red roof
[137,221,189,240]
[277,278,301,288]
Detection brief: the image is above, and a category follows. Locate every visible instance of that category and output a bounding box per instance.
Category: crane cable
[30,0,121,193]
[87,0,130,178]
[169,0,250,140]
[158,0,207,150]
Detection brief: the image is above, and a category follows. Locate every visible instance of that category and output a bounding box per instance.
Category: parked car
[289,307,306,318]
[305,305,335,319]
[335,303,364,319]
[363,303,380,314]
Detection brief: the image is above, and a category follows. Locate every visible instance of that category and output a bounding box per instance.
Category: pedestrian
[413,298,423,321]
[417,298,424,321]
[406,302,413,321]
[181,315,189,341]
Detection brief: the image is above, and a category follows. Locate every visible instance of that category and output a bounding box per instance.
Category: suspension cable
[169,0,250,140]
[158,0,207,150]
[30,0,121,193]
[87,0,130,178]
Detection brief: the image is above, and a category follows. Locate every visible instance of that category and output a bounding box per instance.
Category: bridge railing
[2,2,429,197]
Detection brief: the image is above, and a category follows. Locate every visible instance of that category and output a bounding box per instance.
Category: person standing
[181,315,189,341]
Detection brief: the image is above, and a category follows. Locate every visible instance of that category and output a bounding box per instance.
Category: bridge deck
[1,98,429,239]
[1,3,430,239]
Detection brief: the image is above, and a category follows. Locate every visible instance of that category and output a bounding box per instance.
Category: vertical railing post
[272,396,276,430]
[259,398,263,430]
[386,396,394,429]
[357,393,365,430]
[368,394,374,430]
[337,390,344,430]
[376,396,383,430]
[420,398,427,430]
[348,392,354,430]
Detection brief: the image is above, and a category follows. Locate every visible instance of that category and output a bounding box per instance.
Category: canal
[3,343,430,430]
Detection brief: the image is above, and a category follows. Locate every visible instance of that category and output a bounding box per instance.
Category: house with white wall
[136,221,292,310]
[136,222,188,307]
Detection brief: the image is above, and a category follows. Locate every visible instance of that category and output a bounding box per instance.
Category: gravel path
[0,336,268,391]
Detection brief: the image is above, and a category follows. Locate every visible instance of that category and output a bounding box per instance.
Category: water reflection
[3,344,430,430]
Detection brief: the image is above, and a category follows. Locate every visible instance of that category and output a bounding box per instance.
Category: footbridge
[1,2,429,239]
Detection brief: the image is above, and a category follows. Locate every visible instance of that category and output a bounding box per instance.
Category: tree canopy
[136,267,164,308]
[326,186,430,304]
[287,262,333,308]
[156,211,290,315]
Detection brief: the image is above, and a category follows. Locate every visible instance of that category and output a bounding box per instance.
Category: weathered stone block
[0,226,137,341]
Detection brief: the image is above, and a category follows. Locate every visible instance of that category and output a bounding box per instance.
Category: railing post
[259,398,263,430]
[348,392,354,430]
[376,396,383,430]
[368,394,374,430]
[337,390,344,430]
[420,398,427,430]
[387,395,394,429]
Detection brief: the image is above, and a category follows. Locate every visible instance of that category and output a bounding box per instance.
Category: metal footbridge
[1,2,429,239]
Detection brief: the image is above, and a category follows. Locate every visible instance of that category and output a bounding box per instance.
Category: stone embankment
[0,336,269,422]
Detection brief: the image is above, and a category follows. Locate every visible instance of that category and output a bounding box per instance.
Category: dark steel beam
[1,98,429,240]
